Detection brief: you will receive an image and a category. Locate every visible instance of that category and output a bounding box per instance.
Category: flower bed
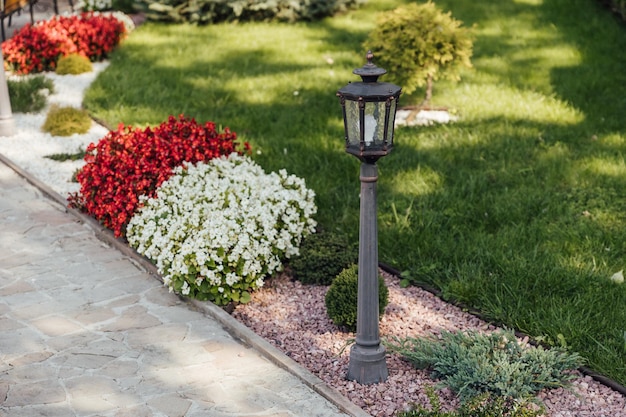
[1,12,127,74]
[68,114,317,305]
[68,115,248,237]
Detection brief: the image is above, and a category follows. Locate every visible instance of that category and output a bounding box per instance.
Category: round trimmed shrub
[42,105,92,136]
[365,1,473,103]
[325,264,388,332]
[56,53,93,75]
[289,229,357,285]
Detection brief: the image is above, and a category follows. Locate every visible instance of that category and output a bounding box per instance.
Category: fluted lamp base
[346,343,388,384]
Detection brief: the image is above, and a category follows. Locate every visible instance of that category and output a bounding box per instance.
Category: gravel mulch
[232,271,626,417]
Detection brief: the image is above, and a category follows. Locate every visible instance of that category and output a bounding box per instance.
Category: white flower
[126,153,317,305]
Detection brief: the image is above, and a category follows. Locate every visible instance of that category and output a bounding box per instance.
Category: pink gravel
[232,270,626,417]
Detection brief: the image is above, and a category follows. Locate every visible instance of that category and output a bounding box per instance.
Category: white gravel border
[0,62,111,197]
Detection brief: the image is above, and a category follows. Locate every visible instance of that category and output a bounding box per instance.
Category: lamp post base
[346,343,388,384]
[0,116,15,137]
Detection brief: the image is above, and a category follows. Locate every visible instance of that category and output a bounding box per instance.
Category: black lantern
[337,51,401,162]
[337,51,401,385]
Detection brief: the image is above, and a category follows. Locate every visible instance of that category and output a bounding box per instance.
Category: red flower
[68,115,251,238]
[1,13,126,74]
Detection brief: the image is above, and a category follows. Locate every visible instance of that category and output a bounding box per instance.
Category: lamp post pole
[337,51,401,385]
[0,48,15,137]
[346,159,388,383]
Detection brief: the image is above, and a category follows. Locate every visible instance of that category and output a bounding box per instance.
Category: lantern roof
[337,51,401,101]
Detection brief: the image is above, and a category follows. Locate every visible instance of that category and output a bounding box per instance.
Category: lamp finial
[353,50,386,83]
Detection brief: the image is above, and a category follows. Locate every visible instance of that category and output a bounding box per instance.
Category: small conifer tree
[366,1,473,106]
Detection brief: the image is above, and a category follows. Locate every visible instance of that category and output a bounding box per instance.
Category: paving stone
[99,358,140,379]
[147,394,192,416]
[4,362,56,383]
[0,404,75,417]
[46,331,102,352]
[112,404,155,417]
[10,299,68,321]
[30,315,83,337]
[5,351,53,368]
[124,323,188,349]
[0,381,8,402]
[69,306,117,326]
[0,327,47,357]
[3,380,66,407]
[0,317,25,332]
[0,280,35,296]
[101,305,163,332]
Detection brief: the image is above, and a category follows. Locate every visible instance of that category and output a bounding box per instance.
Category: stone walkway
[0,160,364,416]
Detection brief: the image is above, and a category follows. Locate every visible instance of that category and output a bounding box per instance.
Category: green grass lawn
[83,0,626,385]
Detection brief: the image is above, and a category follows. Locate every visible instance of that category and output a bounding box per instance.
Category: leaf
[239,291,251,304]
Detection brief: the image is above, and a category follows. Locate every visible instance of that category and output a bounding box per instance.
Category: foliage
[1,12,126,74]
[133,0,362,24]
[365,1,473,102]
[68,115,249,237]
[600,0,626,20]
[75,0,113,11]
[325,264,388,331]
[289,229,357,285]
[399,386,543,417]
[42,105,92,136]
[56,53,93,75]
[126,154,317,305]
[111,0,138,14]
[7,75,53,113]
[388,329,583,403]
[45,150,86,161]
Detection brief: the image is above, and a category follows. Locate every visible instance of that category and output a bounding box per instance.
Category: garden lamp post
[337,51,401,384]
[0,48,15,137]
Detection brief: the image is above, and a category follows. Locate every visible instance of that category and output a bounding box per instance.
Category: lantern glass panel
[345,99,360,147]
[363,101,387,147]
[344,99,389,149]
[386,98,397,145]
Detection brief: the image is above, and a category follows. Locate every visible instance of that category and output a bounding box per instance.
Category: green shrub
[134,0,361,24]
[7,76,54,113]
[399,387,543,417]
[112,0,137,14]
[56,54,93,75]
[325,264,388,331]
[289,229,358,285]
[42,105,92,136]
[388,329,583,403]
[365,1,473,104]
